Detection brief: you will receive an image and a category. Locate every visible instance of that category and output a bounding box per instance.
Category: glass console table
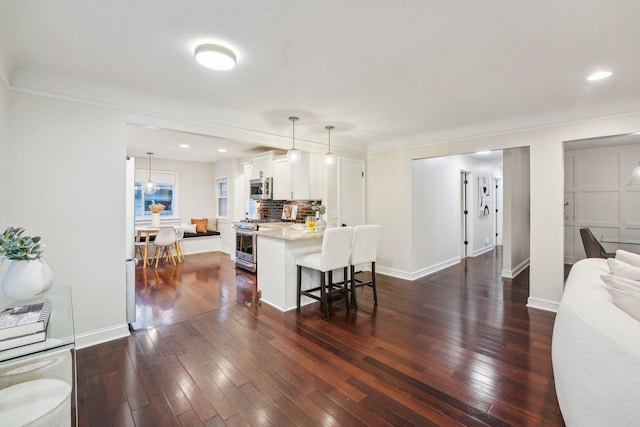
[0,286,76,426]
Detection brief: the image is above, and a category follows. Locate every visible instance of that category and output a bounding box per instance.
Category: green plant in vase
[311,202,327,230]
[0,227,54,300]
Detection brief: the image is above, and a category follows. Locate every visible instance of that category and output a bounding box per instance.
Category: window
[134,170,178,220]
[217,177,228,218]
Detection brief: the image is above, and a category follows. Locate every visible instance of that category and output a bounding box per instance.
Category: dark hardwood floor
[77,249,565,426]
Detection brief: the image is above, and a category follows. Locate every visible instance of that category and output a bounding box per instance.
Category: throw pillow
[615,249,640,267]
[184,223,197,234]
[607,258,640,281]
[600,274,640,293]
[607,287,640,322]
[191,218,208,233]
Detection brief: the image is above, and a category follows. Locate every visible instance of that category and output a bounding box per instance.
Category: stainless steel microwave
[250,177,273,200]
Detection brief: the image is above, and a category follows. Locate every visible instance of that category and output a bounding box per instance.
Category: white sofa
[552,258,640,426]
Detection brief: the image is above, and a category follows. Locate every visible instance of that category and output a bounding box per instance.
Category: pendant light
[287,116,301,162]
[629,161,640,186]
[324,125,336,165]
[143,152,158,194]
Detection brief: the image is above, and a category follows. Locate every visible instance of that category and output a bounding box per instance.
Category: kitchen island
[256,226,329,311]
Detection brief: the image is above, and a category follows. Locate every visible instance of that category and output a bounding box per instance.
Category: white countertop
[257,226,324,241]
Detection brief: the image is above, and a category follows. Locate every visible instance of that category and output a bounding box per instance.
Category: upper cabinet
[271,152,323,200]
[252,154,273,179]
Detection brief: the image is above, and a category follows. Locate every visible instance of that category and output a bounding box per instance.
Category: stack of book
[0,302,51,351]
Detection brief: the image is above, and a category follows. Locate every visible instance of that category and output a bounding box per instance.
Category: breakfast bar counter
[256,227,327,311]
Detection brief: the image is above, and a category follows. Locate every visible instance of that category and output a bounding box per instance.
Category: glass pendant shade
[325,152,336,165]
[324,125,336,165]
[629,162,640,185]
[144,152,157,195]
[143,181,158,194]
[287,148,301,162]
[287,116,301,162]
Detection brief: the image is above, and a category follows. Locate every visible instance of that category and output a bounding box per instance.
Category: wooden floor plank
[76,249,565,426]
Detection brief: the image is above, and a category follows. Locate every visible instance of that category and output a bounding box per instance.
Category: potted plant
[0,227,54,300]
[311,202,327,230]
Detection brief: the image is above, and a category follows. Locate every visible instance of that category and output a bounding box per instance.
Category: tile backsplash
[257,200,321,223]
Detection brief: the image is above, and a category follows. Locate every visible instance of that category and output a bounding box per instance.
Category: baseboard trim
[472,245,494,257]
[501,257,530,279]
[377,256,460,281]
[75,323,130,350]
[526,297,559,313]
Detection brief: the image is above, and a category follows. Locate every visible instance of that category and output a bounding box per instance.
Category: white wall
[212,158,244,254]
[8,91,129,346]
[411,154,502,279]
[501,147,530,278]
[369,113,640,312]
[0,79,8,229]
[564,144,640,263]
[134,157,217,227]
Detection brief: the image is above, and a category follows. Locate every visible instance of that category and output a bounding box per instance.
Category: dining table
[135,225,179,268]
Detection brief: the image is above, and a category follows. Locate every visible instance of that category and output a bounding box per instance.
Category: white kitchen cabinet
[272,156,292,200]
[252,154,273,179]
[272,153,317,200]
[308,152,323,200]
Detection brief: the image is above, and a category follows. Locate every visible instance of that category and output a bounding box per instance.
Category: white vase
[151,212,160,227]
[1,259,54,301]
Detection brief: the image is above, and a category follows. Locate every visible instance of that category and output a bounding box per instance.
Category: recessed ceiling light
[194,44,237,71]
[587,71,612,81]
[179,144,190,148]
[476,151,491,155]
[218,148,227,153]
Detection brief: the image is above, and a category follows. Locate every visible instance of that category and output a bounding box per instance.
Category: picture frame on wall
[479,177,490,216]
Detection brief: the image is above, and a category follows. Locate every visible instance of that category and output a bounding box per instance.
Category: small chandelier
[287,116,301,162]
[324,125,336,165]
[143,152,158,194]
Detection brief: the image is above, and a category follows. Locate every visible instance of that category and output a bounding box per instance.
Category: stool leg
[343,266,349,313]
[350,265,358,310]
[320,272,329,320]
[297,265,302,311]
[371,262,378,305]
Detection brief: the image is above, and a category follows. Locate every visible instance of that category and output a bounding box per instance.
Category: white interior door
[338,158,365,226]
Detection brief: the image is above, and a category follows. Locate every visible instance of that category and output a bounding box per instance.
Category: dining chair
[173,224,186,262]
[296,226,353,320]
[152,227,177,268]
[579,228,614,259]
[349,225,381,310]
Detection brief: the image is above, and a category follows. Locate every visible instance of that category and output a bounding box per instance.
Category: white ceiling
[2,1,640,162]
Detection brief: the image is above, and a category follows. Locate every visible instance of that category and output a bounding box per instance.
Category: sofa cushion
[607,258,640,281]
[615,249,640,267]
[183,223,197,234]
[191,218,208,233]
[600,274,640,292]
[183,230,221,239]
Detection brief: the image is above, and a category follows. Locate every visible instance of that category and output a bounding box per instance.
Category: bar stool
[349,225,381,310]
[296,226,354,320]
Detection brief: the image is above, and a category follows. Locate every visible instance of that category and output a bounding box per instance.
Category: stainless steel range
[234,219,285,273]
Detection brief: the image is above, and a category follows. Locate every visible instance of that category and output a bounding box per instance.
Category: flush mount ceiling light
[179,144,190,148]
[287,116,301,162]
[629,161,640,186]
[324,125,336,165]
[587,70,612,81]
[218,148,227,153]
[143,152,158,194]
[194,44,237,71]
